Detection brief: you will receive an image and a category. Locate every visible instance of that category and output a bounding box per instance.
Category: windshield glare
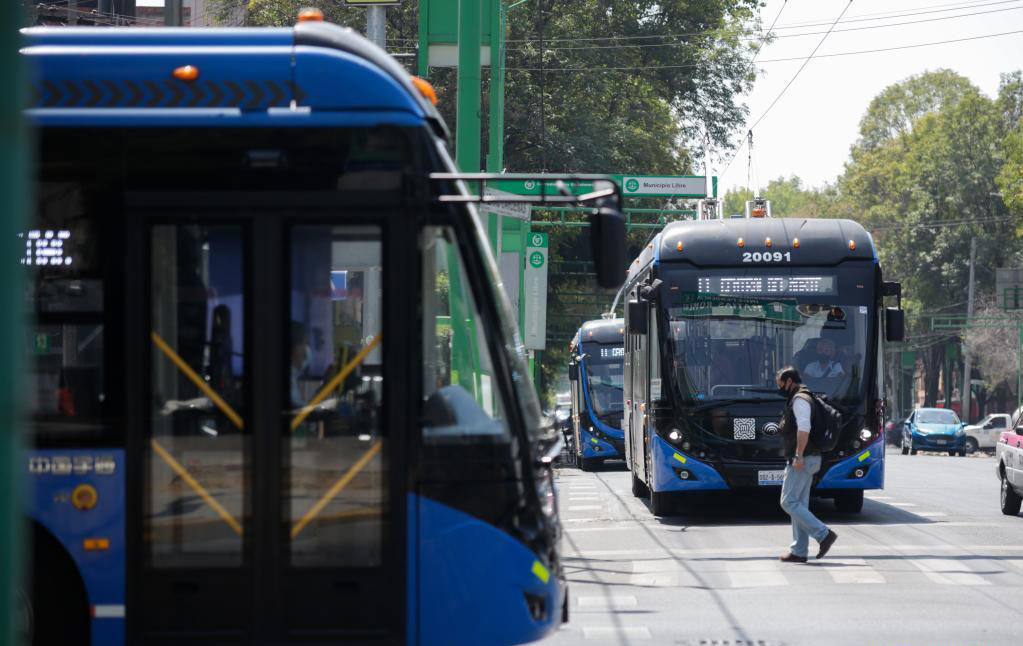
[917,410,960,425]
[584,345,624,424]
[667,293,869,403]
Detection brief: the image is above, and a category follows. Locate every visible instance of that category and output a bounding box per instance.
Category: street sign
[420,0,494,68]
[483,187,531,221]
[492,175,716,199]
[523,232,549,350]
[621,176,707,198]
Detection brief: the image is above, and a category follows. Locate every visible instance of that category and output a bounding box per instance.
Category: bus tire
[580,457,597,472]
[631,472,649,498]
[650,491,672,516]
[1001,472,1022,516]
[834,490,864,513]
[30,524,90,646]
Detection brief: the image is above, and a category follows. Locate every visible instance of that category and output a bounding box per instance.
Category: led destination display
[697,275,837,295]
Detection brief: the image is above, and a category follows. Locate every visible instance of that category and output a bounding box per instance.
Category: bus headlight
[668,429,682,444]
[859,428,872,442]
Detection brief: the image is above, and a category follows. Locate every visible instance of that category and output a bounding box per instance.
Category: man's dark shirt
[779,385,821,457]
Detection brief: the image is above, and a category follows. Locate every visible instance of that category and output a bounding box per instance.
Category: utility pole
[164,0,183,26]
[963,236,977,423]
[366,6,386,48]
[455,0,482,174]
[0,0,28,640]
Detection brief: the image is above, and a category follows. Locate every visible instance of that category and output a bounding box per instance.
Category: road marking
[568,505,602,511]
[582,627,652,639]
[915,511,948,517]
[578,596,637,608]
[562,518,602,523]
[568,545,1023,558]
[909,558,991,586]
[566,526,635,533]
[887,502,918,507]
[866,495,894,500]
[629,559,702,588]
[813,558,886,584]
[726,560,787,588]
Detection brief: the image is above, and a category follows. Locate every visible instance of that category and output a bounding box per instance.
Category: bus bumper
[580,429,622,460]
[650,436,729,492]
[816,437,885,490]
[413,493,564,646]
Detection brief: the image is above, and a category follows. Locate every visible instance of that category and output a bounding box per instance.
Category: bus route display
[697,275,836,296]
[19,229,74,267]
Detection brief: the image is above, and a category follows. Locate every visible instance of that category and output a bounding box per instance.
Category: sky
[715,0,1023,194]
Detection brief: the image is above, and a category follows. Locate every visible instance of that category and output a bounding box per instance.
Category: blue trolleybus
[568,319,625,469]
[622,207,904,516]
[17,16,626,646]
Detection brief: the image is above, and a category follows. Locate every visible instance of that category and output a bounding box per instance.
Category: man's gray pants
[779,455,829,558]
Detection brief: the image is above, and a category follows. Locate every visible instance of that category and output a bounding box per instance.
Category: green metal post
[0,8,27,644]
[455,0,481,173]
[417,0,430,78]
[486,1,505,174]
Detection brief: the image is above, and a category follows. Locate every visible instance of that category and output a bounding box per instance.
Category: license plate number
[758,470,785,486]
[934,439,946,446]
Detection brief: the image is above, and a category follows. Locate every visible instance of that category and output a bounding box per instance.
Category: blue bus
[622,207,904,515]
[17,16,626,645]
[568,319,625,469]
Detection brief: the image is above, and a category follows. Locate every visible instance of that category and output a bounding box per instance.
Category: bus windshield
[584,344,624,427]
[664,291,870,405]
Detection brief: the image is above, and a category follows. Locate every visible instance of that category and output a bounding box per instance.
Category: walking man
[776,367,838,563]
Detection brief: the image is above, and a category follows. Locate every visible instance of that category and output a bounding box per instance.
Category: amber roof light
[297,7,324,21]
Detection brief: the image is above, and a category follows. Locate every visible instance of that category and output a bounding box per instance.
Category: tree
[722,176,840,219]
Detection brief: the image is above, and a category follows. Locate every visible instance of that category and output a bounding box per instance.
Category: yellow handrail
[151,331,244,430]
[150,438,243,536]
[290,333,382,431]
[291,440,382,539]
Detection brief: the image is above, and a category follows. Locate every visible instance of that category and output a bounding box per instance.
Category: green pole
[417,0,430,78]
[486,1,505,174]
[455,0,481,173]
[0,9,27,645]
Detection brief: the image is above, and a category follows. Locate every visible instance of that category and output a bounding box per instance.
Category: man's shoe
[816,530,838,559]
[779,553,808,563]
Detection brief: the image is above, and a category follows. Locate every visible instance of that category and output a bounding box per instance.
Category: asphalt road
[548,449,1023,646]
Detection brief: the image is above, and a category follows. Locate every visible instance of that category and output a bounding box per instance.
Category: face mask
[777,384,790,398]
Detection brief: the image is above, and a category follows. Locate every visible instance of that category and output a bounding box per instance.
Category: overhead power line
[501,4,1022,53]
[494,0,1018,45]
[719,1,854,176]
[504,29,1023,72]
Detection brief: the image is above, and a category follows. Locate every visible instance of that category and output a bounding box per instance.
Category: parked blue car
[901,407,968,456]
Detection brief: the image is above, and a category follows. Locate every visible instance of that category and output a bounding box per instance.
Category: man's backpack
[809,394,845,452]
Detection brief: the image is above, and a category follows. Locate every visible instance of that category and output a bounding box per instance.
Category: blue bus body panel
[817,437,885,490]
[650,436,729,492]
[23,26,295,47]
[414,493,562,646]
[27,108,426,128]
[579,428,618,459]
[24,449,126,646]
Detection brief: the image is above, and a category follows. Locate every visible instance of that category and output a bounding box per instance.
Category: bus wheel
[31,526,89,646]
[834,490,864,513]
[631,473,649,498]
[650,491,673,516]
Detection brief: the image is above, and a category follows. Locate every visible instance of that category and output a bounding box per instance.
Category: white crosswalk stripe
[907,558,991,586]
[813,558,886,584]
[726,560,788,587]
[577,596,637,608]
[582,627,652,639]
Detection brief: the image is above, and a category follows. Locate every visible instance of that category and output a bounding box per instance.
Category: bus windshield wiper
[689,397,782,413]
[739,386,781,394]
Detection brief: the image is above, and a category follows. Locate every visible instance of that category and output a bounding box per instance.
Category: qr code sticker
[733,418,756,440]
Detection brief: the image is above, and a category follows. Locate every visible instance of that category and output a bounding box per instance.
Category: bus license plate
[758,470,785,486]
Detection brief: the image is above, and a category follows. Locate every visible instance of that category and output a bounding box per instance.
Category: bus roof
[22,21,447,134]
[574,318,625,347]
[627,218,877,282]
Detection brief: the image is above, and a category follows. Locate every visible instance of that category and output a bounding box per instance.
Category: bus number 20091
[742,251,791,263]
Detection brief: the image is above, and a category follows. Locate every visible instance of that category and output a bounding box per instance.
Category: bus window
[148,224,247,567]
[25,181,107,440]
[421,226,510,440]
[287,226,386,568]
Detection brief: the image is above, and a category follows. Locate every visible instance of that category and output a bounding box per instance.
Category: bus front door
[129,195,409,644]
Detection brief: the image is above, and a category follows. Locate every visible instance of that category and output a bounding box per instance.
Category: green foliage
[723,177,841,220]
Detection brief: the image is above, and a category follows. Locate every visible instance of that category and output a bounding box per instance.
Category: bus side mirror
[627,299,647,335]
[885,307,905,342]
[568,362,579,382]
[590,206,626,289]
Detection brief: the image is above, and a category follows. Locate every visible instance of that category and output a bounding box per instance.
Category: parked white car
[964,413,1011,453]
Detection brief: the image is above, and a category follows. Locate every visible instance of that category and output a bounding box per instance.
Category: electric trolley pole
[0,1,28,641]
